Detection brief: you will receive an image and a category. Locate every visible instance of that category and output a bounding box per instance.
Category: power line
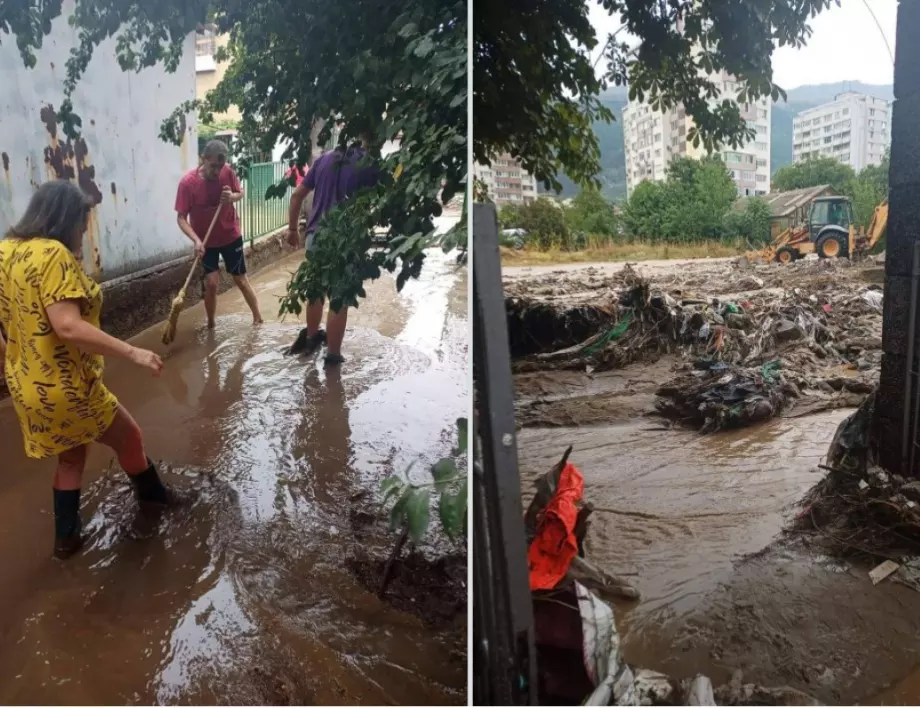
[859,0,894,65]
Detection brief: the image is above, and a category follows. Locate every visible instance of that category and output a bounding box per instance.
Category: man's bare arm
[287,182,312,247]
[177,214,205,258]
[288,182,311,232]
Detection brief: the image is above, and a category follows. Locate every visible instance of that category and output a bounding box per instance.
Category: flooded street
[510,257,920,704]
[0,250,468,705]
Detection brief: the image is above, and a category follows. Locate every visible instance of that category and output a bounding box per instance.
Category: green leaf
[455,417,468,455]
[380,475,403,503]
[406,488,431,544]
[389,487,413,531]
[439,478,468,539]
[431,457,458,491]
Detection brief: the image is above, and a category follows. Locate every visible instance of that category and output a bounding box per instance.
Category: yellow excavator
[749,196,888,264]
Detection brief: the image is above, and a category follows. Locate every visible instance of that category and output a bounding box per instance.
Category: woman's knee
[55,446,87,489]
[100,405,146,464]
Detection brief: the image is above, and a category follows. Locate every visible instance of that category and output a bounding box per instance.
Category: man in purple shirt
[285,132,381,367]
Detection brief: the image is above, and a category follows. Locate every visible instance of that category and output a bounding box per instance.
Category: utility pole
[878,0,920,475]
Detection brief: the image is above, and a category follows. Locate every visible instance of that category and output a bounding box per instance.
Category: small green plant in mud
[377,418,468,596]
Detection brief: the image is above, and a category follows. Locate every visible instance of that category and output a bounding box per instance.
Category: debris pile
[794,391,920,560]
[505,297,615,358]
[656,362,798,432]
[506,259,883,431]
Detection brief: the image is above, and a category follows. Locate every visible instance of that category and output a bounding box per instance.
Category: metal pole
[907,242,920,475]
[472,202,537,706]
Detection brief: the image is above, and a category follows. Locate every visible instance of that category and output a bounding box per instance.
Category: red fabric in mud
[528,462,584,590]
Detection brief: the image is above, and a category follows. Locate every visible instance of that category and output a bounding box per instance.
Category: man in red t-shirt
[175,140,263,328]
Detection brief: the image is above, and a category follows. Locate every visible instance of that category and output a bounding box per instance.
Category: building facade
[0,0,197,282]
[195,27,240,123]
[623,72,771,198]
[791,92,891,172]
[473,155,538,205]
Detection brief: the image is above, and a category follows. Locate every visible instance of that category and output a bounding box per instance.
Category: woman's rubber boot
[53,488,84,560]
[129,459,190,508]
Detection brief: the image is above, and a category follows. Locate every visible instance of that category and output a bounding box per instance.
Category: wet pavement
[0,250,468,705]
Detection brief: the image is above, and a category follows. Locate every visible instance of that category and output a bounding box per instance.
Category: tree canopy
[474,0,837,190]
[3,0,466,311]
[620,156,737,242]
[565,187,618,237]
[771,156,856,194]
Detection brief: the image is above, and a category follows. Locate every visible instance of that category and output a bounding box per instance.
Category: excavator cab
[807,196,854,259]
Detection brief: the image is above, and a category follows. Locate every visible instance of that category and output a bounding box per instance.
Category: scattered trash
[506,258,881,430]
[684,676,716,706]
[714,670,823,706]
[894,557,920,593]
[795,391,920,560]
[655,364,798,433]
[862,289,884,312]
[869,559,900,585]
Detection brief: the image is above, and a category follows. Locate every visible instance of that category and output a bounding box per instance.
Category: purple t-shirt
[303,147,381,234]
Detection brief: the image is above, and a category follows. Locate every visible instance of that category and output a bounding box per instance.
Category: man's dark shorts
[203,237,247,276]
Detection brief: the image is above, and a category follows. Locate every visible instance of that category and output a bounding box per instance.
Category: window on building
[870,108,875,116]
[196,27,217,57]
[756,174,767,183]
[843,108,849,116]
[757,159,767,168]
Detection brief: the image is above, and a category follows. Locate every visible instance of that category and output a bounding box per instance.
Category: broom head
[161,289,187,345]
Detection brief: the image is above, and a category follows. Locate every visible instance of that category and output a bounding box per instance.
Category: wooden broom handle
[180,203,224,292]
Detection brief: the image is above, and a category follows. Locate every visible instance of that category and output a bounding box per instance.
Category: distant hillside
[548,87,629,202]
[544,81,893,202]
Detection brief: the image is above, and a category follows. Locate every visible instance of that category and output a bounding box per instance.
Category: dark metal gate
[472,203,538,705]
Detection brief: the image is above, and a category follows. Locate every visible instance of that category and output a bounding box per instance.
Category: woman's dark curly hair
[6,180,93,253]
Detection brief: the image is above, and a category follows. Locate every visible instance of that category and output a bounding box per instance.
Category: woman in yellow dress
[0,180,183,559]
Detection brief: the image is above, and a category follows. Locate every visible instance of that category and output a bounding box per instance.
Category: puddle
[0,250,468,705]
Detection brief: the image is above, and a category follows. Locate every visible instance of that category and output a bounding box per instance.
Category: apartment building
[623,72,771,198]
[195,27,240,123]
[196,27,341,164]
[791,92,890,172]
[473,155,539,205]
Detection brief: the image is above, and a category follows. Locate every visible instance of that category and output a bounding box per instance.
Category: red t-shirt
[175,165,243,248]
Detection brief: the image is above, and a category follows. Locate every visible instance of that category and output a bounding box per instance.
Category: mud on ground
[508,256,920,705]
[506,256,883,431]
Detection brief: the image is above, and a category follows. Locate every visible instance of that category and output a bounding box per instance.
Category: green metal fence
[239,161,291,242]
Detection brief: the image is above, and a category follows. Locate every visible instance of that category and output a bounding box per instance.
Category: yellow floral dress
[0,238,119,459]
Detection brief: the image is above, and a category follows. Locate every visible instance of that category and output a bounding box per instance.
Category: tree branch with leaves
[3,0,467,312]
[474,0,838,190]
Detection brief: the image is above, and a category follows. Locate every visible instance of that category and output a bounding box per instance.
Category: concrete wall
[0,0,198,283]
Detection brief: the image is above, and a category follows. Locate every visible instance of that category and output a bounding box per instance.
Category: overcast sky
[588,0,897,90]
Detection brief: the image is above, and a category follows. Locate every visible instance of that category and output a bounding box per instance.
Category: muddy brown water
[0,250,467,705]
[513,258,920,705]
[519,398,920,704]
